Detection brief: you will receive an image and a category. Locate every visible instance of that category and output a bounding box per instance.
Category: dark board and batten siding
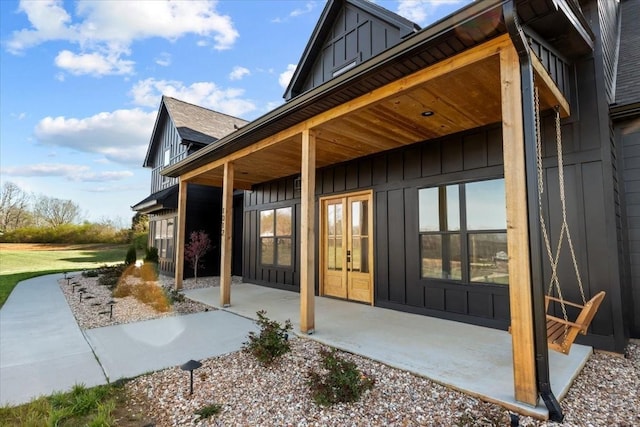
[243,113,626,350]
[244,125,511,329]
[150,117,181,194]
[300,4,409,96]
[621,123,640,337]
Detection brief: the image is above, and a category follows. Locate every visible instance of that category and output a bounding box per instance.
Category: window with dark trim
[154,217,175,259]
[419,178,508,285]
[260,207,292,267]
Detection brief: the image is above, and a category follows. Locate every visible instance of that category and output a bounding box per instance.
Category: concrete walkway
[185,283,593,420]
[0,274,105,406]
[0,275,255,407]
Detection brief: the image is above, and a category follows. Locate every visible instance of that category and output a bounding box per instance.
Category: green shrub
[96,264,126,290]
[132,231,148,250]
[242,310,292,365]
[83,269,99,278]
[308,349,374,406]
[124,246,137,266]
[0,223,130,244]
[144,246,159,264]
[195,403,222,419]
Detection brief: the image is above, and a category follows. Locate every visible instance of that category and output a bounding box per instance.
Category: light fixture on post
[181,359,203,395]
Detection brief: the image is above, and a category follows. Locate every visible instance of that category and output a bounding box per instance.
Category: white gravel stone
[58,271,639,426]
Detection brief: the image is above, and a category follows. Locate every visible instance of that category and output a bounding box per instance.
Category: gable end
[284,0,418,101]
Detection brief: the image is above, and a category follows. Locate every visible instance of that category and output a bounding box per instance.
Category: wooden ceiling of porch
[186,50,564,190]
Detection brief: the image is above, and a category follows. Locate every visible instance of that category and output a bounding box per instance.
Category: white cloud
[34,109,156,166]
[396,0,469,26]
[7,0,239,76]
[279,64,297,89]
[130,78,256,118]
[2,163,133,182]
[229,66,250,81]
[10,112,27,120]
[155,52,172,67]
[55,50,134,76]
[272,1,316,23]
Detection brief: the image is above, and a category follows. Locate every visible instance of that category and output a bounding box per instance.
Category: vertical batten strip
[300,129,316,333]
[220,162,234,307]
[175,179,188,290]
[500,45,539,406]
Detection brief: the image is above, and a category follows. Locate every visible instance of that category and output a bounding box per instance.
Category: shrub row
[0,223,147,245]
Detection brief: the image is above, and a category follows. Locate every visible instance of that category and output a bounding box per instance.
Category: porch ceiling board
[177,37,568,189]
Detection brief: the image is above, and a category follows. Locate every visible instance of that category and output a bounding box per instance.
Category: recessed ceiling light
[421,111,434,117]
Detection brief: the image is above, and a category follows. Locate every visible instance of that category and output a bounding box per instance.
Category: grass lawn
[0,383,125,426]
[0,243,130,308]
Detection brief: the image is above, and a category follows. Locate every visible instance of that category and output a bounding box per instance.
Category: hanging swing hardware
[533,83,606,355]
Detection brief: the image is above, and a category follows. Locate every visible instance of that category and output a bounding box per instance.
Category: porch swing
[533,87,606,355]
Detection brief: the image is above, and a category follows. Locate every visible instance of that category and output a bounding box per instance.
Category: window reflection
[260,207,292,267]
[418,178,508,285]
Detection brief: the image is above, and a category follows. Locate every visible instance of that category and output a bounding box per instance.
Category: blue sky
[0,0,471,227]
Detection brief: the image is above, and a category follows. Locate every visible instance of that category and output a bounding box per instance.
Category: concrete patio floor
[184,282,592,420]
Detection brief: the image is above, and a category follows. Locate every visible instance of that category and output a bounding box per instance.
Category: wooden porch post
[175,180,188,290]
[500,45,538,406]
[220,161,234,307]
[300,129,316,333]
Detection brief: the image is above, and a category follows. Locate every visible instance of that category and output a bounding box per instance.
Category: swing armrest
[546,314,583,330]
[545,295,585,309]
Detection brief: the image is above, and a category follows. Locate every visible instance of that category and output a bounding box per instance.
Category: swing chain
[534,78,589,331]
[534,85,570,325]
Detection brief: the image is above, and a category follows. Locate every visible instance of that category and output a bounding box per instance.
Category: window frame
[418,178,508,286]
[259,206,293,268]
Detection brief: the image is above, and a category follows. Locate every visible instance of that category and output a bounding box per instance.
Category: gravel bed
[58,272,241,329]
[124,339,639,427]
[58,270,639,426]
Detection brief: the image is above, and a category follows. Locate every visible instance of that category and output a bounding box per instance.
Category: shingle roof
[163,96,249,145]
[614,0,640,108]
[131,185,178,213]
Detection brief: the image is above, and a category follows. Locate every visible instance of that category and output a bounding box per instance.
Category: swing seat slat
[544,291,606,354]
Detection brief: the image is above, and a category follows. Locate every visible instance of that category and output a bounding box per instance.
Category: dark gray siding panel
[301,3,407,94]
[597,0,620,104]
[387,189,406,303]
[244,124,509,328]
[621,123,640,337]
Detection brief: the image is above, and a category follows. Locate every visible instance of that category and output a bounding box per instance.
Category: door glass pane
[360,237,369,273]
[352,237,361,272]
[335,203,343,236]
[260,210,274,237]
[328,204,335,236]
[277,238,292,266]
[328,238,336,270]
[469,233,509,284]
[466,179,506,230]
[351,201,361,236]
[335,237,343,270]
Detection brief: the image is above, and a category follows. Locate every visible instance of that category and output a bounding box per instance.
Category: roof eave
[162,0,507,179]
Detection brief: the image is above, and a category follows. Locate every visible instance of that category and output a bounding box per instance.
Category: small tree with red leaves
[184,230,212,283]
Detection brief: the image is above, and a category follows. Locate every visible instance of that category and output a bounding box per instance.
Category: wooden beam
[500,45,538,406]
[530,51,570,118]
[179,35,513,185]
[220,161,234,307]
[175,180,188,290]
[300,129,316,333]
